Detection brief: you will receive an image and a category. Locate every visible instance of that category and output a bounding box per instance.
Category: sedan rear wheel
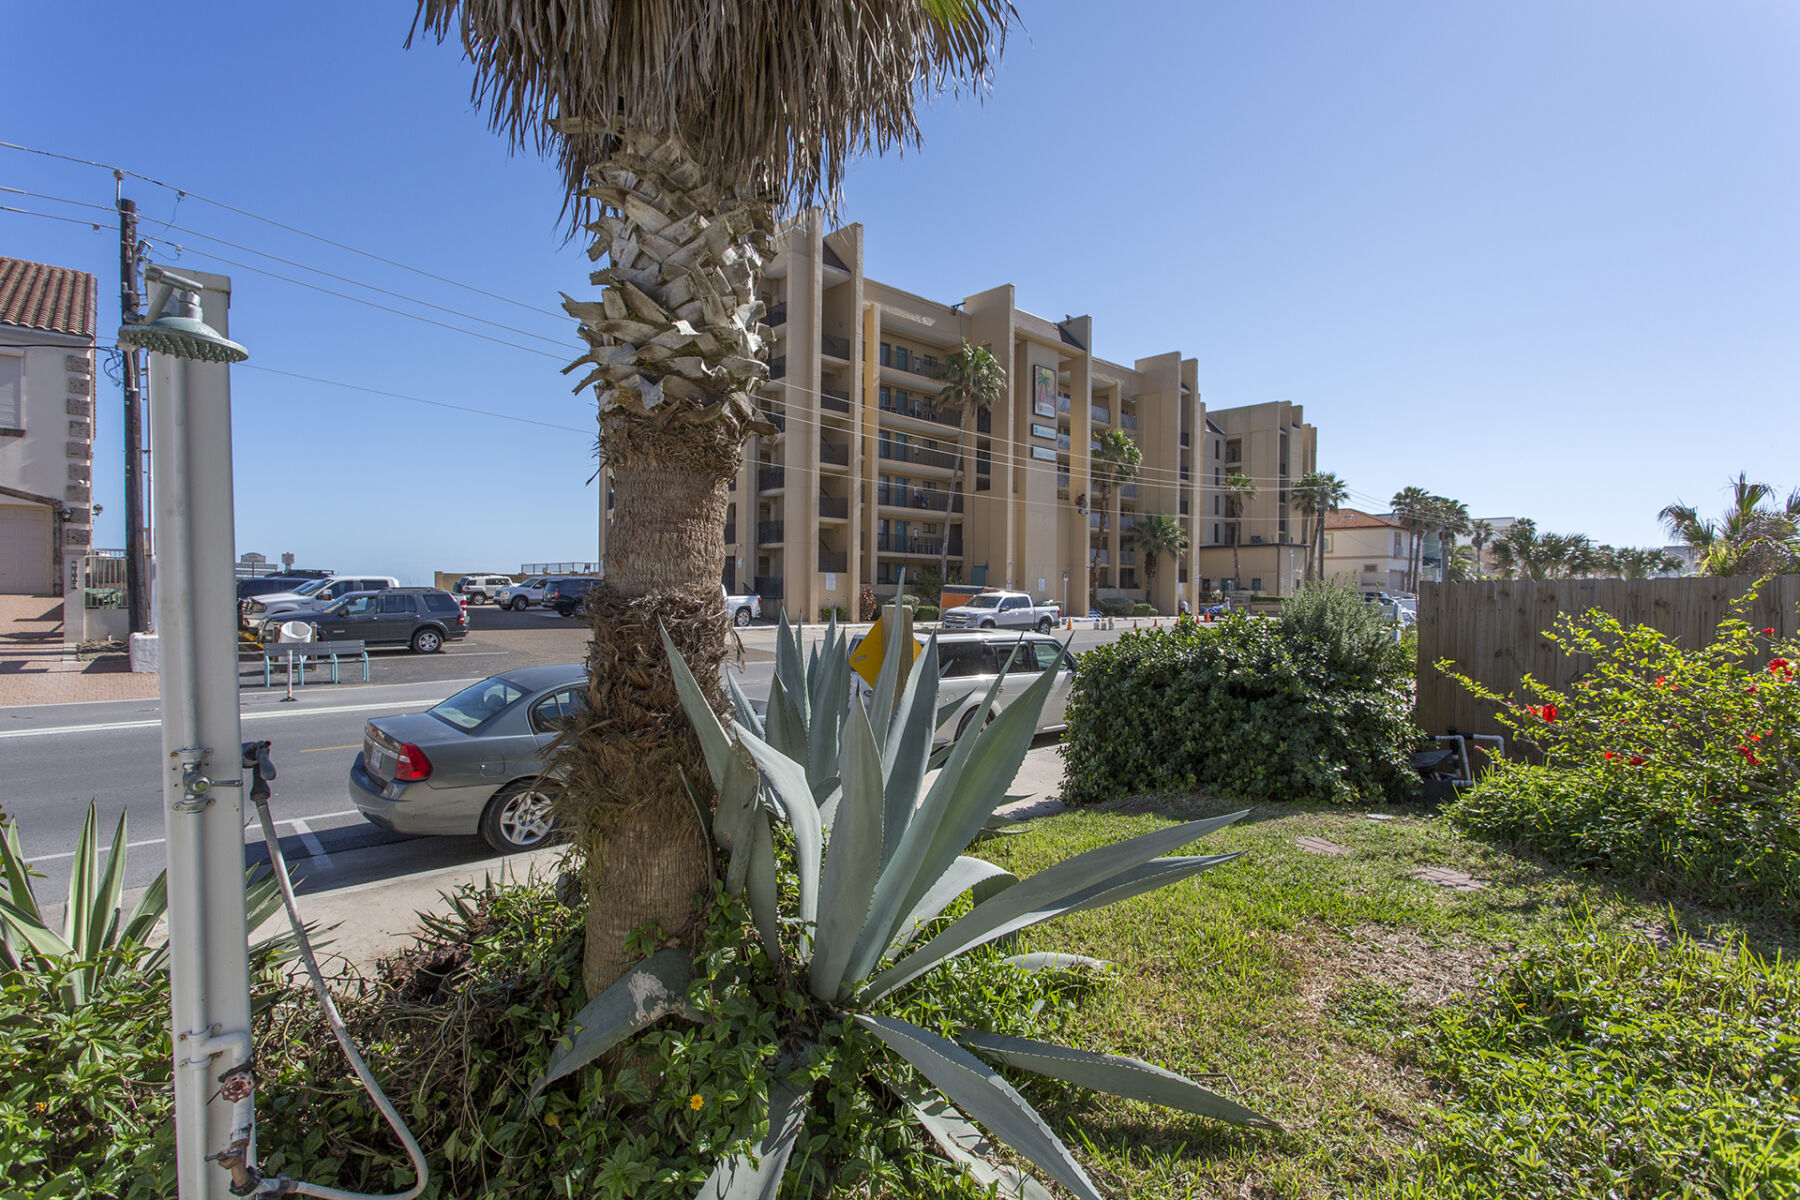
[480,780,558,852]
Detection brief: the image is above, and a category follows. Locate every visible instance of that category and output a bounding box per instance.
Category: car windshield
[429,677,527,731]
[963,595,1002,609]
[294,578,330,596]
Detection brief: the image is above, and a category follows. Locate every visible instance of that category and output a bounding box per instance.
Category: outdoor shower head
[116,264,248,363]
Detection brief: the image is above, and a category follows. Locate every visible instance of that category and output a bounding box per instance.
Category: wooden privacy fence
[1414,575,1800,737]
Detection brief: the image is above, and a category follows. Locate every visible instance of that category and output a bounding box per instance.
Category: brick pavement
[0,594,160,708]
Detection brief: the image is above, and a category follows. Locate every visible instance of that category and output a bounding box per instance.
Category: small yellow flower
[543,1110,561,1128]
[689,1094,705,1111]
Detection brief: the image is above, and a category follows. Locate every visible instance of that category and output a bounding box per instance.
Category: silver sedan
[347,664,586,852]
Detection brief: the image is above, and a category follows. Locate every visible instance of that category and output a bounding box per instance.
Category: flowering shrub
[1439,595,1799,913]
[858,585,878,622]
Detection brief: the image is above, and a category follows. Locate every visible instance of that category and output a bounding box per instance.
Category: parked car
[938,590,1061,632]
[723,586,762,627]
[494,577,554,610]
[848,629,1077,741]
[257,588,467,653]
[237,575,319,603]
[544,576,602,617]
[242,575,400,622]
[347,664,586,851]
[454,574,516,606]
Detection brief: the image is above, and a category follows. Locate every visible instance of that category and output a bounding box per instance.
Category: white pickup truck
[938,591,1061,632]
[722,586,762,627]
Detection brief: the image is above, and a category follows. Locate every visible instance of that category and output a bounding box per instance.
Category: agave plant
[534,615,1276,1198]
[0,802,298,1013]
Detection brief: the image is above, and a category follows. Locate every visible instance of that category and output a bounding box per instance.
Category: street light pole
[119,266,253,1200]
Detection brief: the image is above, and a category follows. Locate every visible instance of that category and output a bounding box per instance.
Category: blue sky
[4,1,1795,583]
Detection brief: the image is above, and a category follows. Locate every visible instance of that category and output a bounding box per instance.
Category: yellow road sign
[850,611,921,688]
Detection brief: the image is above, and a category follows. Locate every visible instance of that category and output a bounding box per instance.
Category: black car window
[423,593,459,615]
[1002,596,1029,610]
[378,593,414,614]
[529,686,588,734]
[340,595,378,617]
[939,643,997,678]
[361,579,390,593]
[1027,642,1066,673]
[430,678,526,731]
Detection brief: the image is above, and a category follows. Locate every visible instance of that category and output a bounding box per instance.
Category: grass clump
[1441,592,1800,914]
[1394,924,1799,1199]
[1063,585,1419,806]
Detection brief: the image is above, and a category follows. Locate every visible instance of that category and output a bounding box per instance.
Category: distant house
[1319,509,1410,595]
[0,257,98,595]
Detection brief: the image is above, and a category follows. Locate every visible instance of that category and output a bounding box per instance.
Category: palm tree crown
[1660,473,1800,577]
[1292,471,1348,582]
[931,341,1004,587]
[1125,513,1188,600]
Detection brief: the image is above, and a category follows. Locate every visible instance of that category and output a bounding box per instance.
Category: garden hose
[249,788,429,1200]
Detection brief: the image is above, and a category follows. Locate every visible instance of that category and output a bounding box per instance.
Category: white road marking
[26,809,364,864]
[0,698,444,740]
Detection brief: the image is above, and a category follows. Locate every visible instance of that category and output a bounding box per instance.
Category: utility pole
[117,185,150,634]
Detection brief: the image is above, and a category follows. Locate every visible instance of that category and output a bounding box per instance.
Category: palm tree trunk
[1314,516,1326,585]
[558,134,774,997]
[939,412,970,592]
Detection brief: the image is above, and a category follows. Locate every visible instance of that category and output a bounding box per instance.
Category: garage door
[0,503,53,594]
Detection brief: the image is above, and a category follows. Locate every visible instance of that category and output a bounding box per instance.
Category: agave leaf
[0,822,44,926]
[660,626,734,790]
[0,894,74,959]
[881,636,941,867]
[888,1074,1055,1200]
[863,812,1246,1002]
[679,769,718,863]
[734,722,823,939]
[744,811,783,968]
[693,1074,810,1200]
[844,653,1017,984]
[936,690,973,735]
[889,856,1016,953]
[868,853,1238,1003]
[87,809,128,955]
[764,677,808,770]
[64,803,99,952]
[531,948,692,1100]
[775,611,809,730]
[1004,952,1111,973]
[961,1030,1282,1129]
[809,704,884,1001]
[856,1014,1103,1200]
[868,586,913,746]
[721,753,763,896]
[807,628,851,797]
[725,668,764,738]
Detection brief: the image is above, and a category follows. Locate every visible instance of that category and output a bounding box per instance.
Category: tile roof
[0,257,98,339]
[1324,508,1406,531]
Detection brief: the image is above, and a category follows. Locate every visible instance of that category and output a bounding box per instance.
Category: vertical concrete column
[1064,332,1093,616]
[860,302,880,609]
[963,286,1013,589]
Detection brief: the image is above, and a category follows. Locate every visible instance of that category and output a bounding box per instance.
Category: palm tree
[1426,496,1470,585]
[1223,470,1259,590]
[1468,519,1494,578]
[1092,428,1142,587]
[1389,486,1432,591]
[1660,473,1800,577]
[931,341,1003,588]
[410,0,1019,997]
[1124,512,1188,604]
[1610,546,1685,579]
[1292,470,1348,582]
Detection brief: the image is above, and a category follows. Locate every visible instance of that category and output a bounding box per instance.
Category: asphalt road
[3,611,1137,904]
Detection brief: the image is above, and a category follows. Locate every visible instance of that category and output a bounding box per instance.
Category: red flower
[1603,751,1617,760]
[1748,684,1759,694]
[1543,704,1559,723]
[1769,658,1792,677]
[1738,745,1761,764]
[1655,677,1666,687]
[1763,628,1776,637]
[1748,733,1763,742]
[1627,756,1646,766]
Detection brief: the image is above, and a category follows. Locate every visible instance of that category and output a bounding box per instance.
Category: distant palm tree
[1425,497,1470,585]
[1659,473,1800,577]
[1124,512,1188,603]
[1389,486,1433,590]
[931,341,1003,587]
[1090,428,1142,586]
[1293,470,1349,582]
[1468,519,1495,578]
[409,0,1019,997]
[1444,544,1480,582]
[1609,546,1685,579]
[1224,470,1260,589]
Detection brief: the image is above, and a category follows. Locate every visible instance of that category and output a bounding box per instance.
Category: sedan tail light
[394,743,433,782]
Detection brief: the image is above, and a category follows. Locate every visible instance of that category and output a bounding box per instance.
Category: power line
[0,139,569,320]
[0,204,107,231]
[242,365,591,435]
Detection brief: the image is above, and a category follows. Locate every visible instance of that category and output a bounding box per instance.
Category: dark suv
[256,588,468,653]
[543,576,602,617]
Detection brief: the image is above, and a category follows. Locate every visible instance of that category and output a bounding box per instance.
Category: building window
[1213,496,1220,515]
[1250,577,1263,592]
[1363,563,1379,574]
[879,342,892,367]
[894,345,911,371]
[1322,533,1333,552]
[1212,523,1221,543]
[0,354,21,430]
[1393,532,1403,557]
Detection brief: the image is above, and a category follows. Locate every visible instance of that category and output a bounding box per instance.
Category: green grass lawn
[974,795,1799,1200]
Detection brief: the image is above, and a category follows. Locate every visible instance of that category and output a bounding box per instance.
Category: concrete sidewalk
[0,595,159,707]
[276,742,1069,970]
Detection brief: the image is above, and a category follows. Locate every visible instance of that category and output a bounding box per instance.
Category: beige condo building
[596,212,1318,618]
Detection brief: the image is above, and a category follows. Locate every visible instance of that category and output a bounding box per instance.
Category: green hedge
[1063,600,1420,806]
[818,605,848,622]
[915,605,940,621]
[1096,596,1134,617]
[1130,603,1156,617]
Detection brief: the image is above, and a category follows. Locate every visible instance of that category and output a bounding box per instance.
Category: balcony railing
[1121,413,1138,431]
[1092,406,1110,424]
[885,355,940,380]
[876,534,944,555]
[819,496,848,519]
[821,333,851,360]
[878,441,958,470]
[1120,484,1139,500]
[820,385,851,413]
[878,393,960,428]
[877,485,962,513]
[819,441,849,467]
[818,551,848,573]
[769,355,787,380]
[1056,395,1070,414]
[758,521,784,544]
[1120,550,1137,566]
[1224,450,1241,464]
[758,467,785,491]
[765,300,787,327]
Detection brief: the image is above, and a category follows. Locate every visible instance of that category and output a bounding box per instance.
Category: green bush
[818,604,848,622]
[1400,924,1799,1198]
[1441,595,1799,913]
[1097,596,1134,617]
[1062,610,1420,806]
[915,605,940,621]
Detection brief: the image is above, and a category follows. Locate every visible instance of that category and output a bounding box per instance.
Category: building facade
[0,257,98,594]
[595,214,1318,616]
[1319,509,1410,594]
